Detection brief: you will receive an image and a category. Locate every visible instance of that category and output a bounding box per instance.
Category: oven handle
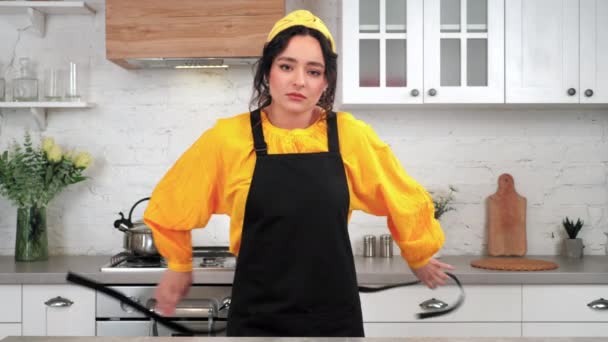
[150,317,227,337]
[66,272,207,335]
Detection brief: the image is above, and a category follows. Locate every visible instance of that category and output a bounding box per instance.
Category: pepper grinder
[379,234,393,258]
[363,235,376,257]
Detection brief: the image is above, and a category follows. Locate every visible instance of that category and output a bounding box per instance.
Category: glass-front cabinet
[424,0,504,103]
[340,0,504,104]
[342,0,423,104]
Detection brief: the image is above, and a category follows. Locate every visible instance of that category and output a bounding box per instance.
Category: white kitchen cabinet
[341,0,504,105]
[423,0,504,103]
[505,0,608,104]
[580,0,608,103]
[341,0,424,104]
[0,285,22,323]
[0,285,22,339]
[22,285,95,336]
[522,285,608,337]
[0,324,22,340]
[360,284,521,337]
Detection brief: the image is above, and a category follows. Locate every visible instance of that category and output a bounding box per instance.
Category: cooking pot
[113,197,158,256]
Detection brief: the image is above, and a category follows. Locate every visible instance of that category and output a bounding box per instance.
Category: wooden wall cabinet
[106,0,285,69]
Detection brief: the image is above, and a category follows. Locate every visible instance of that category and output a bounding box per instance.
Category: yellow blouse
[143,111,444,272]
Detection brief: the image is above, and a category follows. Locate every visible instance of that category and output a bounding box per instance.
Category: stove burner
[122,255,163,268]
[102,246,236,271]
[200,257,222,267]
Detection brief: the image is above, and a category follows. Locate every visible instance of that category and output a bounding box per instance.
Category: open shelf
[0,101,94,130]
[0,1,95,37]
[0,1,95,15]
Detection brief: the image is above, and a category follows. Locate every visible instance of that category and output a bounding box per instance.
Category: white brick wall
[0,0,607,258]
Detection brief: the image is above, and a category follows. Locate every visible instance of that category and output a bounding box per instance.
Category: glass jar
[13,57,38,102]
[0,77,5,102]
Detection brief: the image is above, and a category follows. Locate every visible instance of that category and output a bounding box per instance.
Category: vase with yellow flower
[0,133,92,261]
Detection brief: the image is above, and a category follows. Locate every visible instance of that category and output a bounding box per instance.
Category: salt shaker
[363,235,376,257]
[379,234,393,258]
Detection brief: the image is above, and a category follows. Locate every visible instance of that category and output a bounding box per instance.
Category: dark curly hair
[249,25,338,113]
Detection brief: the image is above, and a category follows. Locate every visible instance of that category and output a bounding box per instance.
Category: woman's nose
[293,68,306,87]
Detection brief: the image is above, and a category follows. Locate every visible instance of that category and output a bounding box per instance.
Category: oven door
[96,319,227,336]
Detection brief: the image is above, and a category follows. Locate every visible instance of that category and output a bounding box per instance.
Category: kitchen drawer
[0,285,22,323]
[364,322,521,337]
[523,323,608,337]
[523,285,608,322]
[360,284,521,322]
[0,323,22,339]
[23,284,95,336]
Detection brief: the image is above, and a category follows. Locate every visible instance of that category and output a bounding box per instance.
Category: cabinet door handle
[584,89,594,97]
[121,296,141,313]
[419,297,448,310]
[567,88,576,96]
[587,298,608,311]
[44,296,74,308]
[410,89,420,97]
[428,88,437,97]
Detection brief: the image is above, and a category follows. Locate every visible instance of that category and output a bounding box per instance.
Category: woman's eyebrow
[276,56,325,68]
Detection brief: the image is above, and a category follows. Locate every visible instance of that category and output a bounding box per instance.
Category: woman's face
[267,35,328,116]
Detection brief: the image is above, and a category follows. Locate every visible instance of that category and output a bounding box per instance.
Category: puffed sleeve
[342,117,445,269]
[143,125,225,272]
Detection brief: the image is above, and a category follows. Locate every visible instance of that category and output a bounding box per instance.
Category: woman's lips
[287,93,306,101]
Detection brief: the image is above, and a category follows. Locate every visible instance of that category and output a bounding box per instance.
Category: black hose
[67,270,464,336]
[66,272,206,335]
[358,272,465,319]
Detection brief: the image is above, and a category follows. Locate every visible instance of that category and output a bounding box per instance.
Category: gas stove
[100,246,236,272]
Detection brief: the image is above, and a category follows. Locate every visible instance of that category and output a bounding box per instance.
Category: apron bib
[227,109,363,337]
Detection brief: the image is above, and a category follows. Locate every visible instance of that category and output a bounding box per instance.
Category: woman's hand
[154,269,193,316]
[411,259,455,289]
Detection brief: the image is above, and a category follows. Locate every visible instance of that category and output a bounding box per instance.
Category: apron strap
[249,109,340,156]
[326,111,340,153]
[250,109,268,156]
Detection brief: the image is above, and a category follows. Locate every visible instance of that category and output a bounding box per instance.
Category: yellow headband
[266,10,336,53]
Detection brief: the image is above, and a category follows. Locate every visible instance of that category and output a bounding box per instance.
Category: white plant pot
[563,238,584,258]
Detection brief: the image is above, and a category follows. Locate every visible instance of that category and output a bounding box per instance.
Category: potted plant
[562,217,584,258]
[430,185,457,258]
[432,185,458,220]
[0,132,92,261]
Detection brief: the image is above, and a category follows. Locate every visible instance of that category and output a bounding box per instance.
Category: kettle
[113,197,158,256]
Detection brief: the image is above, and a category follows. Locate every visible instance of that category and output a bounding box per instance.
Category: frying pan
[66,271,464,335]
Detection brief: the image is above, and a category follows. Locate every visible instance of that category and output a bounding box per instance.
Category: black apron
[226,109,364,337]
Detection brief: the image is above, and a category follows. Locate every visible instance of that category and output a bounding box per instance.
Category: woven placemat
[470,257,559,271]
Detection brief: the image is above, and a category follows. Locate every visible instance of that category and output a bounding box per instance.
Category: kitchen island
[0,255,606,284]
[1,336,606,341]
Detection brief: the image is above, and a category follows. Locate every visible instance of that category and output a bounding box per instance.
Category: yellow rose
[63,150,74,162]
[74,152,92,169]
[48,144,63,163]
[42,137,55,154]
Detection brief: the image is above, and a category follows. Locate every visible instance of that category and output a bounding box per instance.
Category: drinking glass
[65,61,81,101]
[44,68,64,101]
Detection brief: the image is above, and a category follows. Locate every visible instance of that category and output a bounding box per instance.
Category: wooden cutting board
[486,173,527,256]
[471,257,558,271]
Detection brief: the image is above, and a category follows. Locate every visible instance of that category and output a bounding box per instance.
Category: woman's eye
[279,64,292,71]
[309,70,322,77]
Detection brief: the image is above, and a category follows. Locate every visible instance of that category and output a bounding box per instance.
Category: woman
[144,9,453,337]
